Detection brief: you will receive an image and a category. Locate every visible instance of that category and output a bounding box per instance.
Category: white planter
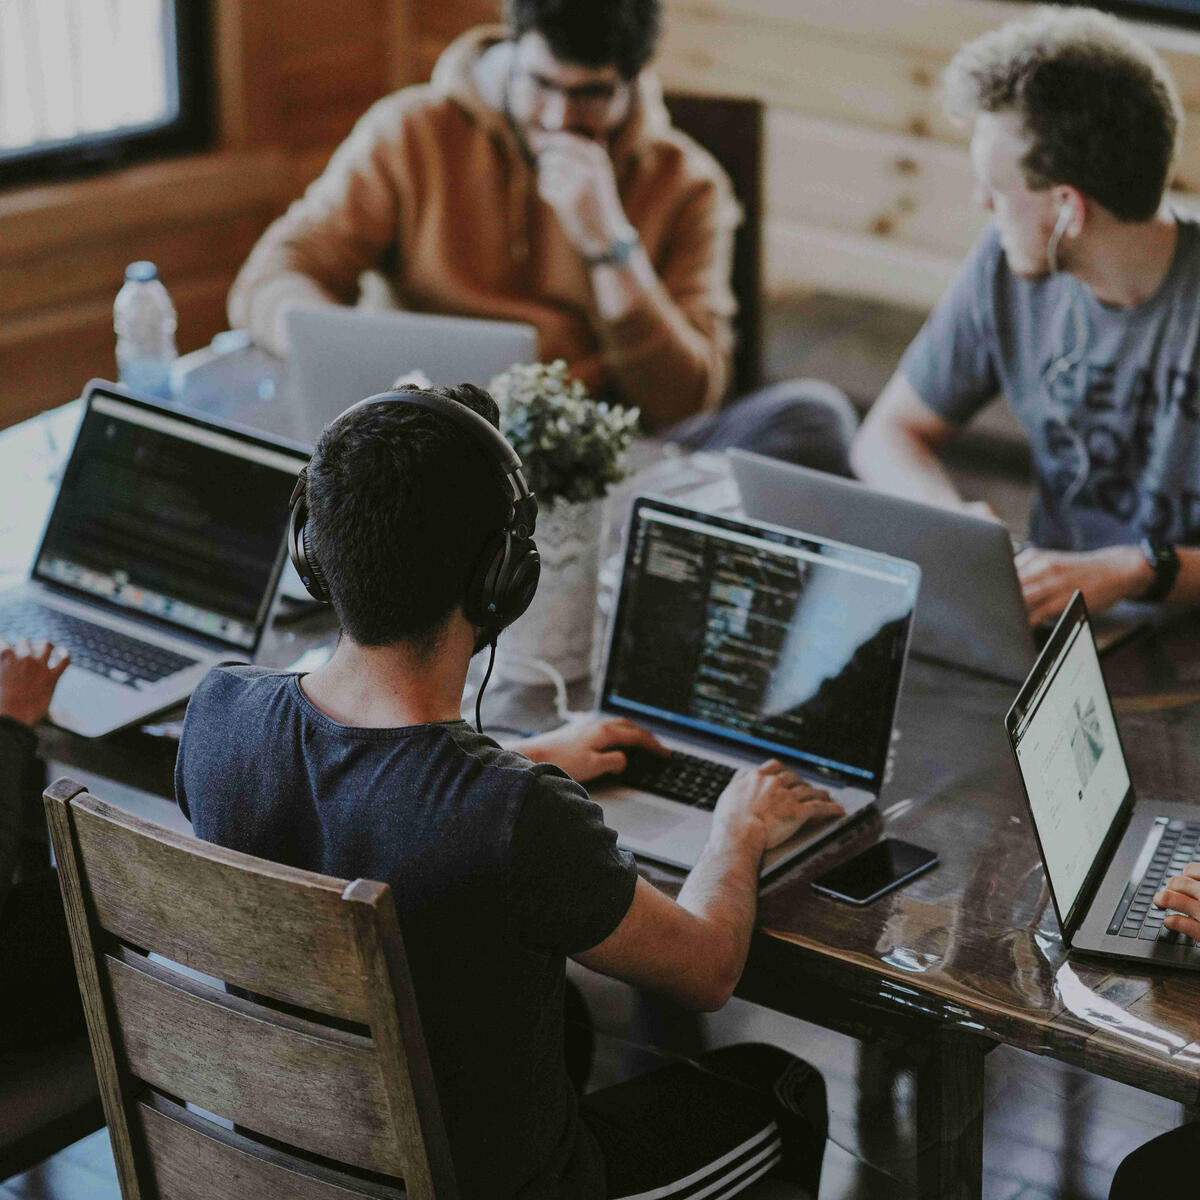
[494,496,604,683]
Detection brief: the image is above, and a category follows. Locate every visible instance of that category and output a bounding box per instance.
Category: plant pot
[494,496,604,684]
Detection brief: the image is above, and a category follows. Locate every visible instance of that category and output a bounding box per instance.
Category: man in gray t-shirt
[853,8,1200,626]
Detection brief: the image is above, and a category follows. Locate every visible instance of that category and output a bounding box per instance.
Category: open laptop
[0,381,309,737]
[285,308,538,446]
[1005,591,1200,969]
[588,496,921,876]
[730,449,1034,683]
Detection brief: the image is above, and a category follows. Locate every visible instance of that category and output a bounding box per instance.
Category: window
[0,0,211,188]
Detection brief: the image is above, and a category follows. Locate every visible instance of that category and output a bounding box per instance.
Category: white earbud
[1046,202,1073,274]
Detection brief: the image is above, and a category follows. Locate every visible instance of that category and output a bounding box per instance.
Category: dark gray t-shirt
[901,218,1200,550]
[176,665,638,1200]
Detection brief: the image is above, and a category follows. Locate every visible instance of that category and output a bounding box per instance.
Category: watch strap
[585,227,640,267]
[1139,538,1180,603]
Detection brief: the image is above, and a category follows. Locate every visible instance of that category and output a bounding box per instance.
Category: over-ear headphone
[287,388,541,642]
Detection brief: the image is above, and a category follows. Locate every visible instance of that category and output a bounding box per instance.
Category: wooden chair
[43,777,458,1200]
[663,93,765,401]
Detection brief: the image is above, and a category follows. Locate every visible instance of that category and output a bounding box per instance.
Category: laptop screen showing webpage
[1010,610,1131,923]
[34,391,308,652]
[600,500,920,789]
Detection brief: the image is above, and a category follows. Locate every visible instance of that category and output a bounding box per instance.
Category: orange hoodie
[227,27,739,428]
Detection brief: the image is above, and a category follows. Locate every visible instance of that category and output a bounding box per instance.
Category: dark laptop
[1006,591,1200,968]
[588,496,921,876]
[0,380,309,737]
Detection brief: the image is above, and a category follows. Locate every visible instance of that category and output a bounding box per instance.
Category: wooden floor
[4,293,1184,1199]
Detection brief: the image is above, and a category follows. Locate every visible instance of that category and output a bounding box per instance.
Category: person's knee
[727,379,859,475]
[700,1042,828,1131]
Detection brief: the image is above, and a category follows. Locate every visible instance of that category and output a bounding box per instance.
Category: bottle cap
[125,261,158,283]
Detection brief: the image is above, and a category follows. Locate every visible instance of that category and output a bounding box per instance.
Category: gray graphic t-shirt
[901,218,1200,550]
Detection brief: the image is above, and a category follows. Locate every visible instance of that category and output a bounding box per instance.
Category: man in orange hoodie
[229,0,856,469]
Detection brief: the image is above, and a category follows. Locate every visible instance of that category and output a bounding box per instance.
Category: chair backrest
[663,92,765,401]
[43,778,458,1200]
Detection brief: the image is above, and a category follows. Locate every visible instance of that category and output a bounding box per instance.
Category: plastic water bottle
[114,261,177,400]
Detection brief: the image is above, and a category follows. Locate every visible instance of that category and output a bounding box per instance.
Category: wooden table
[6,396,1200,1200]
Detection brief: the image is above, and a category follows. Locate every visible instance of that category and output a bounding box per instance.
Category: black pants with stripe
[580,1043,827,1199]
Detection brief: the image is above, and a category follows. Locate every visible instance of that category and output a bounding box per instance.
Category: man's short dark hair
[944,7,1183,221]
[506,0,661,79]
[305,384,510,652]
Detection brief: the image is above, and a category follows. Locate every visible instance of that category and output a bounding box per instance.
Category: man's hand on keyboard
[0,639,70,728]
[1156,863,1200,940]
[713,759,845,852]
[516,716,669,783]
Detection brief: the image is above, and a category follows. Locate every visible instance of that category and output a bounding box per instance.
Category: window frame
[0,0,213,191]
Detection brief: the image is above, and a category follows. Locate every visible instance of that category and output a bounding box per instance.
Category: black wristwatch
[1138,537,1180,603]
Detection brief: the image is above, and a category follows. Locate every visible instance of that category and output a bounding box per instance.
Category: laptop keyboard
[0,600,197,689]
[1108,818,1200,944]
[621,749,737,811]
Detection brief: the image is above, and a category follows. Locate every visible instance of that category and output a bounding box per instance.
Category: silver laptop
[285,308,538,446]
[1006,592,1200,969]
[0,381,308,737]
[588,496,921,876]
[730,449,1034,683]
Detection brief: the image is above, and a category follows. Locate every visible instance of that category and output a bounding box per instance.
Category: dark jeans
[1109,1122,1200,1196]
[0,870,85,1052]
[666,378,859,476]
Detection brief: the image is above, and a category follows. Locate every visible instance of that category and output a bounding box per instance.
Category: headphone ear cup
[464,530,508,629]
[302,524,332,605]
[287,491,331,605]
[466,531,540,632]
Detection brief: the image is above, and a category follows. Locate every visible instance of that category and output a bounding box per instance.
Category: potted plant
[487,359,638,681]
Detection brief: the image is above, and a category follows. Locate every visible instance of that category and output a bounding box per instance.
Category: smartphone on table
[811,838,938,905]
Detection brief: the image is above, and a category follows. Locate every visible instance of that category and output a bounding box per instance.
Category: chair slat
[135,1094,404,1200]
[70,793,371,1021]
[103,949,403,1175]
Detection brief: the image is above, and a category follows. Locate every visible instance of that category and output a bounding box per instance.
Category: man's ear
[1053,186,1087,239]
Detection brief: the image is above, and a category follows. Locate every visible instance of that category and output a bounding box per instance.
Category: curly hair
[943,6,1183,221]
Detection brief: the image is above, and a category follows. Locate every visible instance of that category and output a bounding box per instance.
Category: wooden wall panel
[655,0,1200,305]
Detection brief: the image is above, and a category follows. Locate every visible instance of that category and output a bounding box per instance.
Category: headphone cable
[476,637,498,733]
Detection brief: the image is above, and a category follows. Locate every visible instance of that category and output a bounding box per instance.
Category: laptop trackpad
[593,786,697,839]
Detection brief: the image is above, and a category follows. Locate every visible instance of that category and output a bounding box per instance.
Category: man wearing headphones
[851,8,1200,625]
[176,383,843,1199]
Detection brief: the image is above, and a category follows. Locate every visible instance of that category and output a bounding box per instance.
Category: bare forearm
[674,823,767,1003]
[852,417,962,507]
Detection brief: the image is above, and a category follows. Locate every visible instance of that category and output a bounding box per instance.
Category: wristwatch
[585,225,640,268]
[1138,537,1180,603]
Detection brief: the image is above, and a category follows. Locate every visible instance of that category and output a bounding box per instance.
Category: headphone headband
[340,388,523,476]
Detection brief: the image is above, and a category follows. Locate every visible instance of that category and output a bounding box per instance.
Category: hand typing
[0,640,70,728]
[517,716,669,783]
[1016,544,1153,627]
[713,759,844,852]
[1155,864,1200,940]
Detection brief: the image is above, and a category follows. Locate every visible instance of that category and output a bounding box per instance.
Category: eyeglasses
[515,69,628,120]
